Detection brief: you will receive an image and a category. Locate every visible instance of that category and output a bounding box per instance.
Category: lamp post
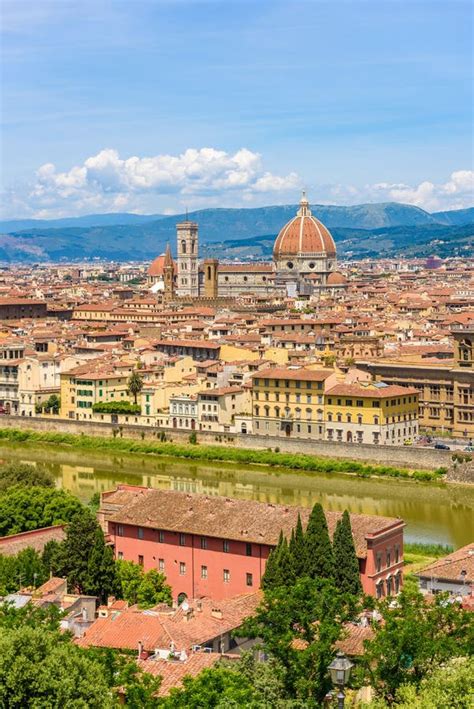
[328,651,354,709]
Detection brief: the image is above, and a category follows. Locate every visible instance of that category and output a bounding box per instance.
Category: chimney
[138,641,143,658]
[196,600,203,612]
[211,608,223,620]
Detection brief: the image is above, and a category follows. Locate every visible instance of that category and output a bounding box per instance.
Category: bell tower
[162,243,175,302]
[176,220,199,297]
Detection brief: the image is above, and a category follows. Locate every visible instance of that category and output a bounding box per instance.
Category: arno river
[2,442,473,548]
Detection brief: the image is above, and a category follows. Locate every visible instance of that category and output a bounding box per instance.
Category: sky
[1,0,473,218]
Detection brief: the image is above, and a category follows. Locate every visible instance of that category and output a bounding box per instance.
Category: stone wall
[0,415,452,470]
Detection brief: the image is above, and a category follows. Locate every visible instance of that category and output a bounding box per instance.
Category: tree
[304,503,334,581]
[85,526,119,603]
[161,665,258,708]
[0,462,54,492]
[240,577,349,705]
[0,626,113,709]
[55,509,117,600]
[0,487,83,536]
[0,547,48,594]
[127,370,144,405]
[116,559,143,605]
[116,560,172,609]
[289,513,306,579]
[363,588,474,700]
[136,569,172,609]
[262,531,284,590]
[41,539,63,576]
[332,510,362,596]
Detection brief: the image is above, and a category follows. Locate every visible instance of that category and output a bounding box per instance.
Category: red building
[99,485,404,601]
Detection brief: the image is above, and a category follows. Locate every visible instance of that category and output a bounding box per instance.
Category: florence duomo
[147,192,348,301]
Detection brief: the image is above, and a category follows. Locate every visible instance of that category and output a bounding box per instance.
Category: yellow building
[251,367,332,439]
[60,362,134,419]
[325,382,419,445]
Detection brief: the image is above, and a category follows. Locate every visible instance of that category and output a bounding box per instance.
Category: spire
[297,189,311,217]
[164,242,173,267]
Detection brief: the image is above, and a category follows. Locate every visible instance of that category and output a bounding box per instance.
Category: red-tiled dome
[273,194,336,259]
[147,247,175,277]
[327,271,347,285]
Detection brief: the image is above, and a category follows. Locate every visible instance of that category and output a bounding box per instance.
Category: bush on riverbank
[0,427,445,482]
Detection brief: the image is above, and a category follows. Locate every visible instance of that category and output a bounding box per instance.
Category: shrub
[92,401,140,414]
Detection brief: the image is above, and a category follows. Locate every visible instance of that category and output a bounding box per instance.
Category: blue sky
[1,0,472,217]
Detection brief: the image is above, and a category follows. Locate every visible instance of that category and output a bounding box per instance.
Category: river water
[1,442,473,548]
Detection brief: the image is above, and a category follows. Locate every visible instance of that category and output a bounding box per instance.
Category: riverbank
[0,427,445,482]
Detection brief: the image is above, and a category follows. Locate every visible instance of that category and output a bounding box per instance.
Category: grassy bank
[404,542,453,585]
[0,427,445,482]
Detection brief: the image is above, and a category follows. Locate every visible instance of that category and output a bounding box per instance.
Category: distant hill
[0,202,472,262]
[0,212,164,233]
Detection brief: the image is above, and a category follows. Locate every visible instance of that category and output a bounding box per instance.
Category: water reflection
[2,443,473,548]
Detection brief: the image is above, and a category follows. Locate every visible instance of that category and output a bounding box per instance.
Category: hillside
[0,203,472,262]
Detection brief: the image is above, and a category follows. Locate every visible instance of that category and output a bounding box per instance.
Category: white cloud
[22,147,300,217]
[1,150,472,219]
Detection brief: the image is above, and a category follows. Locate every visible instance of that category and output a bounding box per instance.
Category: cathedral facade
[147,193,346,300]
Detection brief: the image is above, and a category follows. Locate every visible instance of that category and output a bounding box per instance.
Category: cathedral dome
[273,193,336,259]
[147,247,175,277]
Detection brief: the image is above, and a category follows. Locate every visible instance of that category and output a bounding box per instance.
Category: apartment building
[60,362,134,419]
[197,386,251,433]
[251,367,332,439]
[325,382,419,445]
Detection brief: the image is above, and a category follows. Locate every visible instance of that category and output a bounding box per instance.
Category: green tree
[363,588,474,700]
[0,486,83,536]
[116,559,144,605]
[41,539,63,576]
[127,370,144,405]
[304,503,334,581]
[85,526,119,603]
[161,665,258,708]
[55,509,117,600]
[261,531,284,590]
[332,510,362,596]
[136,569,172,609]
[0,626,113,709]
[289,514,306,579]
[0,462,54,492]
[240,578,349,705]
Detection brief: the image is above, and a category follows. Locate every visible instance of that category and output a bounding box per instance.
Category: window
[386,550,391,567]
[376,553,382,572]
[201,536,208,550]
[356,400,364,407]
[246,573,253,587]
[179,533,186,546]
[138,555,144,566]
[376,581,384,599]
[158,530,164,543]
[201,565,208,579]
[223,540,230,553]
[158,558,164,571]
[395,546,400,564]
[117,551,123,560]
[179,562,186,575]
[117,524,124,537]
[137,527,144,540]
[223,569,230,583]
[246,543,252,556]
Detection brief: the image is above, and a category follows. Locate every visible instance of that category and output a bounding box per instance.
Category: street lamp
[328,651,354,708]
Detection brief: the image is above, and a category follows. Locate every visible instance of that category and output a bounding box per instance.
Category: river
[1,442,473,548]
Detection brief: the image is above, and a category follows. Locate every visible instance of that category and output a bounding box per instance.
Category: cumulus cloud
[366,170,474,212]
[25,147,300,217]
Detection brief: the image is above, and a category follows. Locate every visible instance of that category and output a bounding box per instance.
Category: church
[147,193,347,300]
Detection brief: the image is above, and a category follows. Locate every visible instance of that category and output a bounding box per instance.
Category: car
[434,443,451,450]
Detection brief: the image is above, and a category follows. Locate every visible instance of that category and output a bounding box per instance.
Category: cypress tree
[289,514,306,579]
[278,536,294,586]
[304,503,335,580]
[333,510,362,596]
[86,527,118,603]
[262,531,284,590]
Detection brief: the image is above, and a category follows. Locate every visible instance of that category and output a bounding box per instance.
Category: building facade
[100,485,405,600]
[176,221,199,298]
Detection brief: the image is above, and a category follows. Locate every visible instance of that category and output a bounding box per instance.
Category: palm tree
[127,370,143,405]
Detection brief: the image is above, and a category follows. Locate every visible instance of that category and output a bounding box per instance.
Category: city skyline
[1,0,473,218]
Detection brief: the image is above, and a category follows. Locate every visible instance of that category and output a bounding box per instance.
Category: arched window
[337,413,342,423]
[306,408,312,421]
[295,407,301,420]
[264,406,270,417]
[357,414,362,424]
[181,240,187,254]
[191,240,195,253]
[374,415,379,425]
[275,406,280,418]
[327,412,333,422]
[254,405,260,416]
[347,414,352,423]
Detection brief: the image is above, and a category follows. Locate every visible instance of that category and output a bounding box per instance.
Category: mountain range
[0,202,472,263]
